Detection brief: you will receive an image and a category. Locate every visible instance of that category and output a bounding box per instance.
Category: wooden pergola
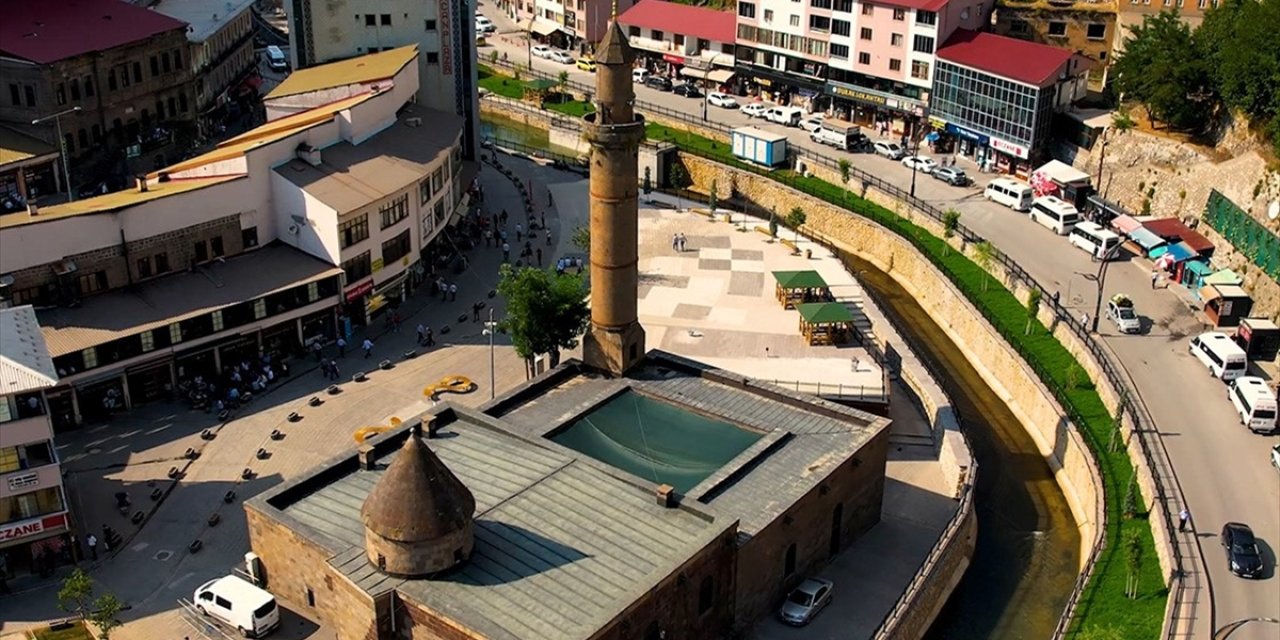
[796,302,854,346]
[522,78,559,105]
[773,270,831,309]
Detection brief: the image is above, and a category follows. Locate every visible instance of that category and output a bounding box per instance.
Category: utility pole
[483,308,498,398]
[32,106,82,202]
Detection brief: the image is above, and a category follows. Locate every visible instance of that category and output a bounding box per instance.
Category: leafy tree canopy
[1113,10,1215,131]
[497,264,590,370]
[1198,0,1280,122]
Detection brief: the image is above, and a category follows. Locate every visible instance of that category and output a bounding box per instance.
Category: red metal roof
[937,30,1074,87]
[0,0,188,65]
[1143,218,1216,255]
[618,0,737,45]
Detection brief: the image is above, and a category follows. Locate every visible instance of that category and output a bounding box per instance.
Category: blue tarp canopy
[1128,227,1166,253]
[1184,260,1213,276]
[1165,242,1198,262]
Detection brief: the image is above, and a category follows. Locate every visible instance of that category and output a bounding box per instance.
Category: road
[476,9,1280,637]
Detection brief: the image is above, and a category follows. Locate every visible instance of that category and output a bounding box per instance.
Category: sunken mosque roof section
[486,350,891,535]
[252,408,733,640]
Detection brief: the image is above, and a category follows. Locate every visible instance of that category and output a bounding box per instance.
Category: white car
[548,51,574,64]
[475,16,496,33]
[707,91,738,108]
[873,141,905,160]
[800,114,825,133]
[901,155,938,173]
[740,102,771,118]
[531,44,553,59]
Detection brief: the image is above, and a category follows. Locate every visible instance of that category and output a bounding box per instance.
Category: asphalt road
[477,13,1280,637]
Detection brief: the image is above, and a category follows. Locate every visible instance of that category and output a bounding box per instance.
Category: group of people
[671,233,690,252]
[176,352,288,414]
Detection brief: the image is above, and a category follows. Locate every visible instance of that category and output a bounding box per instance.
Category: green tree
[1124,528,1145,599]
[668,161,692,210]
[1111,110,1136,134]
[1114,10,1215,131]
[1198,0,1280,129]
[488,50,500,65]
[1025,288,1041,336]
[838,159,852,201]
[972,241,995,291]
[942,208,960,239]
[557,70,570,103]
[571,225,590,253]
[58,569,123,639]
[497,264,591,376]
[708,178,718,212]
[92,593,124,639]
[786,207,807,242]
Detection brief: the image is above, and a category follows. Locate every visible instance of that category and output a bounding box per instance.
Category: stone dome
[360,425,476,576]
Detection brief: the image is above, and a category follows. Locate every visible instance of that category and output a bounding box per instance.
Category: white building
[0,47,472,424]
[618,0,737,86]
[283,0,480,158]
[0,305,67,579]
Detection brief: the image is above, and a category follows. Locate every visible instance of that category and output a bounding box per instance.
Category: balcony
[1,464,63,499]
[1,415,55,447]
[629,36,682,55]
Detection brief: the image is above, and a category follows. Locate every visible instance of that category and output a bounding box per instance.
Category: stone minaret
[581,17,646,376]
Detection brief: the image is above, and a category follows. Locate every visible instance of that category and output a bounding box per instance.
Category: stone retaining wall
[882,506,978,640]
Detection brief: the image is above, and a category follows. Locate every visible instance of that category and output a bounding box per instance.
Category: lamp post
[1213,617,1279,640]
[32,106,82,202]
[525,18,535,68]
[909,132,922,199]
[482,308,498,398]
[1082,243,1123,333]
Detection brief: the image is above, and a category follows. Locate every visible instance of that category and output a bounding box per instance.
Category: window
[195,241,209,264]
[1086,23,1106,39]
[419,178,433,205]
[893,8,905,19]
[242,227,259,248]
[70,78,80,101]
[24,85,35,107]
[891,33,903,46]
[211,310,225,332]
[432,167,444,192]
[831,43,850,58]
[365,14,376,25]
[810,0,832,8]
[860,27,873,40]
[790,14,800,26]
[911,59,930,79]
[307,282,320,303]
[179,92,188,112]
[380,14,391,25]
[56,84,66,106]
[835,0,853,9]
[342,251,372,282]
[154,252,169,274]
[0,486,64,523]
[425,18,437,30]
[1010,19,1029,34]
[698,576,714,614]
[673,34,685,46]
[10,84,20,106]
[916,10,937,25]
[211,236,224,257]
[862,3,874,14]
[764,8,774,20]
[82,347,98,369]
[784,543,797,576]
[253,299,267,320]
[84,76,94,97]
[339,214,369,248]
[137,257,153,279]
[426,52,440,64]
[913,34,934,53]
[78,128,88,148]
[162,51,171,73]
[889,58,901,71]
[133,61,142,83]
[381,229,412,264]
[172,49,181,69]
[858,51,871,64]
[1048,21,1067,36]
[140,330,155,352]
[78,271,108,295]
[169,323,183,344]
[379,194,410,229]
[151,56,160,77]
[108,69,118,91]
[832,19,851,36]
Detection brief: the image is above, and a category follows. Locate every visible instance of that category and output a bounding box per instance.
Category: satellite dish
[1268,200,1279,221]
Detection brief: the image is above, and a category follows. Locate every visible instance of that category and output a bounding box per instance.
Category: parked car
[873,141,905,160]
[673,83,703,98]
[1220,522,1264,578]
[708,91,738,108]
[1106,294,1141,334]
[475,16,496,33]
[548,51,574,64]
[644,75,673,91]
[901,155,938,173]
[632,68,650,84]
[531,44,552,59]
[848,134,874,153]
[576,55,596,72]
[778,578,833,626]
[800,114,825,133]
[931,166,971,186]
[740,102,770,118]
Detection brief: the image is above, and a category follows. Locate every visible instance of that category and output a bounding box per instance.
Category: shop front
[0,511,73,579]
[735,60,828,110]
[343,279,375,330]
[824,80,927,139]
[927,118,1032,176]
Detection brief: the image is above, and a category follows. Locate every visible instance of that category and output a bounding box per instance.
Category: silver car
[778,577,833,626]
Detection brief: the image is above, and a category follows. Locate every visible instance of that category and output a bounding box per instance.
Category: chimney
[655,484,675,508]
[135,175,149,192]
[425,416,440,439]
[357,444,376,470]
[296,143,322,166]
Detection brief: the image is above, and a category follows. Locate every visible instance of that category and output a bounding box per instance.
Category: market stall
[796,302,855,346]
[773,270,831,309]
[1200,284,1254,328]
[1234,318,1280,361]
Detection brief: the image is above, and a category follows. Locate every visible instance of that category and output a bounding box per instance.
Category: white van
[1068,221,1121,259]
[632,68,650,84]
[1029,195,1081,235]
[984,178,1034,212]
[1189,332,1248,382]
[194,576,280,638]
[265,46,288,72]
[1229,377,1278,433]
[764,106,803,127]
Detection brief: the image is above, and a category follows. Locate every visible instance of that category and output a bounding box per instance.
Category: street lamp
[1082,243,1124,333]
[1213,617,1279,640]
[524,17,535,68]
[482,307,498,399]
[32,106,82,202]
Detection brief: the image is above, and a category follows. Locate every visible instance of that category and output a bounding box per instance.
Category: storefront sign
[344,280,374,303]
[989,136,1029,159]
[826,84,888,106]
[7,472,40,491]
[0,513,67,543]
[438,0,453,75]
[372,257,385,273]
[929,116,948,130]
[945,123,989,145]
[663,54,685,65]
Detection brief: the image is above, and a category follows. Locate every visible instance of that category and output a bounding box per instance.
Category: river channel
[482,115,1082,638]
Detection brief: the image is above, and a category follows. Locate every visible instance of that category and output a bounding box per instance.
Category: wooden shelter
[795,302,854,345]
[773,270,830,309]
[522,78,559,105]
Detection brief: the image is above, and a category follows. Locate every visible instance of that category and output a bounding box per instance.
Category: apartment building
[734,0,989,136]
[0,305,69,580]
[283,0,480,159]
[149,0,259,133]
[514,0,640,51]
[618,0,737,86]
[0,0,195,194]
[0,127,60,216]
[0,47,474,426]
[1120,0,1215,32]
[992,0,1116,89]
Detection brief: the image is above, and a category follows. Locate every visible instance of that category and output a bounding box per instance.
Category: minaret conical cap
[360,426,476,543]
[594,19,636,66]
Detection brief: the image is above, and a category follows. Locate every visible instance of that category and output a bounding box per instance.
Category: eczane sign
[0,512,68,544]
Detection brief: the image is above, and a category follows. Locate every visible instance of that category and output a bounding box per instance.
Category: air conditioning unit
[406,117,423,127]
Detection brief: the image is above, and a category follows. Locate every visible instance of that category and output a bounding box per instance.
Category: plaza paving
[0,157,956,640]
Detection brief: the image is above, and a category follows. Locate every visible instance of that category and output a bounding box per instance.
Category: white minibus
[1228,376,1277,433]
[265,46,288,71]
[1188,331,1248,382]
[984,178,1034,212]
[194,575,280,638]
[1068,221,1121,259]
[1029,195,1081,235]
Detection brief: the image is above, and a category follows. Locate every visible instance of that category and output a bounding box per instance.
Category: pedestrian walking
[425,326,435,346]
[336,337,347,357]
[449,283,458,301]
[500,209,509,226]
[536,247,543,265]
[473,301,483,322]
[1151,271,1160,289]
[1080,311,1090,329]
[672,233,679,251]
[540,213,546,229]
[391,312,402,332]
[311,340,323,361]
[329,360,341,381]
[548,191,554,207]
[416,323,426,345]
[87,533,98,560]
[503,242,511,262]
[516,223,524,242]
[484,229,493,247]
[679,233,687,252]
[1178,508,1190,531]
[362,338,374,359]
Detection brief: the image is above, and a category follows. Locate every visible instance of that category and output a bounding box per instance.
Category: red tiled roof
[0,0,188,65]
[937,30,1074,87]
[618,0,737,45]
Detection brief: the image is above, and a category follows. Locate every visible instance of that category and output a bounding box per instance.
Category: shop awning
[796,302,854,324]
[1111,214,1141,235]
[1199,285,1223,303]
[773,270,829,289]
[679,66,710,80]
[1127,227,1166,252]
[707,69,735,83]
[1163,241,1197,263]
[1184,260,1213,277]
[531,19,562,36]
[1203,269,1243,286]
